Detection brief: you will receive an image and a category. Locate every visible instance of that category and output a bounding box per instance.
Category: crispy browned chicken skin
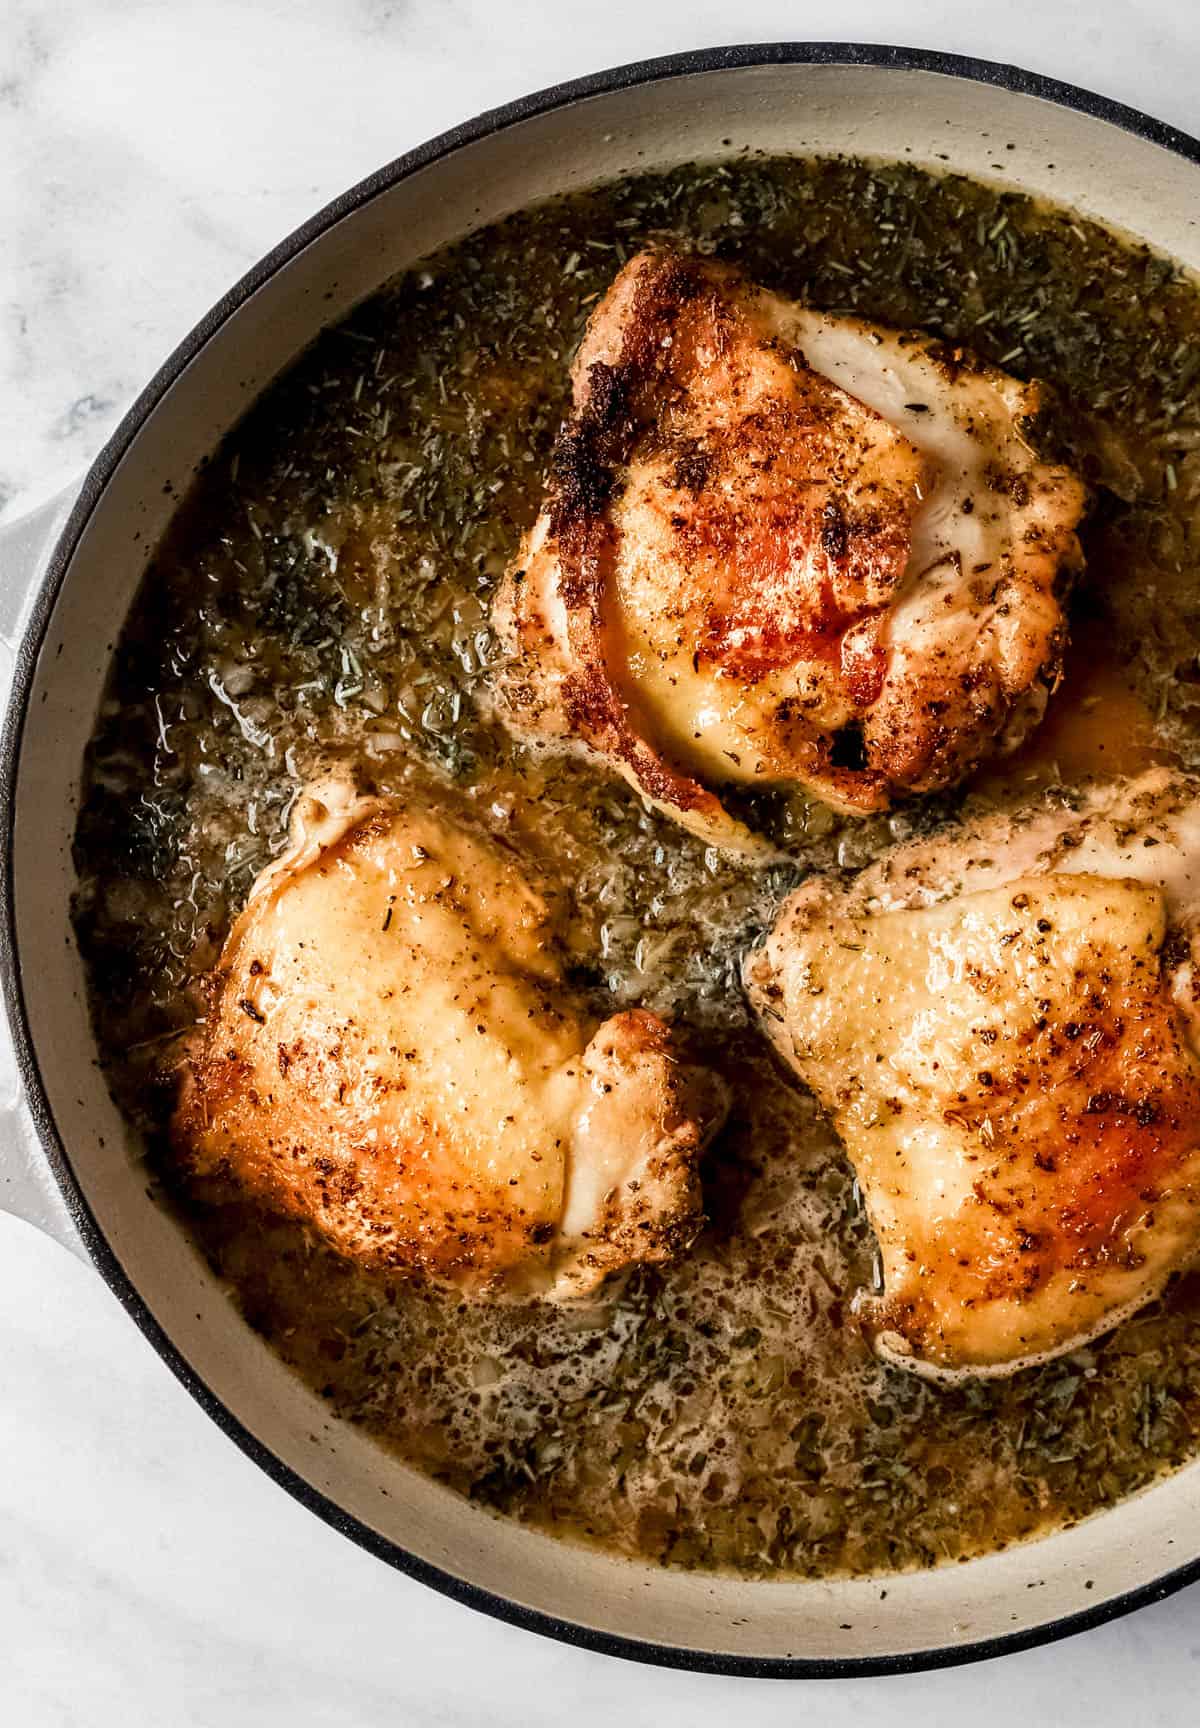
[494,249,1087,849]
[172,780,723,1298]
[745,770,1200,1376]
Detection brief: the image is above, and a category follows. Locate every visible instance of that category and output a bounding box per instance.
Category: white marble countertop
[4,1,1200,1720]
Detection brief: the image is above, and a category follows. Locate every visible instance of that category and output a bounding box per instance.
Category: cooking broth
[72,155,1200,1578]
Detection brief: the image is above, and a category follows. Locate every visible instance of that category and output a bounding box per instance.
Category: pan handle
[0,485,77,660]
[0,486,88,1260]
[0,1071,86,1260]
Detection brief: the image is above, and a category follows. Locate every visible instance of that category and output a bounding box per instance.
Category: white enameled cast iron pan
[3,44,1200,1677]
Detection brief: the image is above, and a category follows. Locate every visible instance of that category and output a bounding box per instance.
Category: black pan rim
[4,40,1200,1680]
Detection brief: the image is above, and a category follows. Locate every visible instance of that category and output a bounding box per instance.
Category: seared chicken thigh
[172,780,721,1298]
[745,770,1200,1376]
[494,250,1087,849]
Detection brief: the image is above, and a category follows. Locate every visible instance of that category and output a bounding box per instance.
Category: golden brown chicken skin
[171,780,723,1298]
[493,249,1087,850]
[745,770,1200,1377]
